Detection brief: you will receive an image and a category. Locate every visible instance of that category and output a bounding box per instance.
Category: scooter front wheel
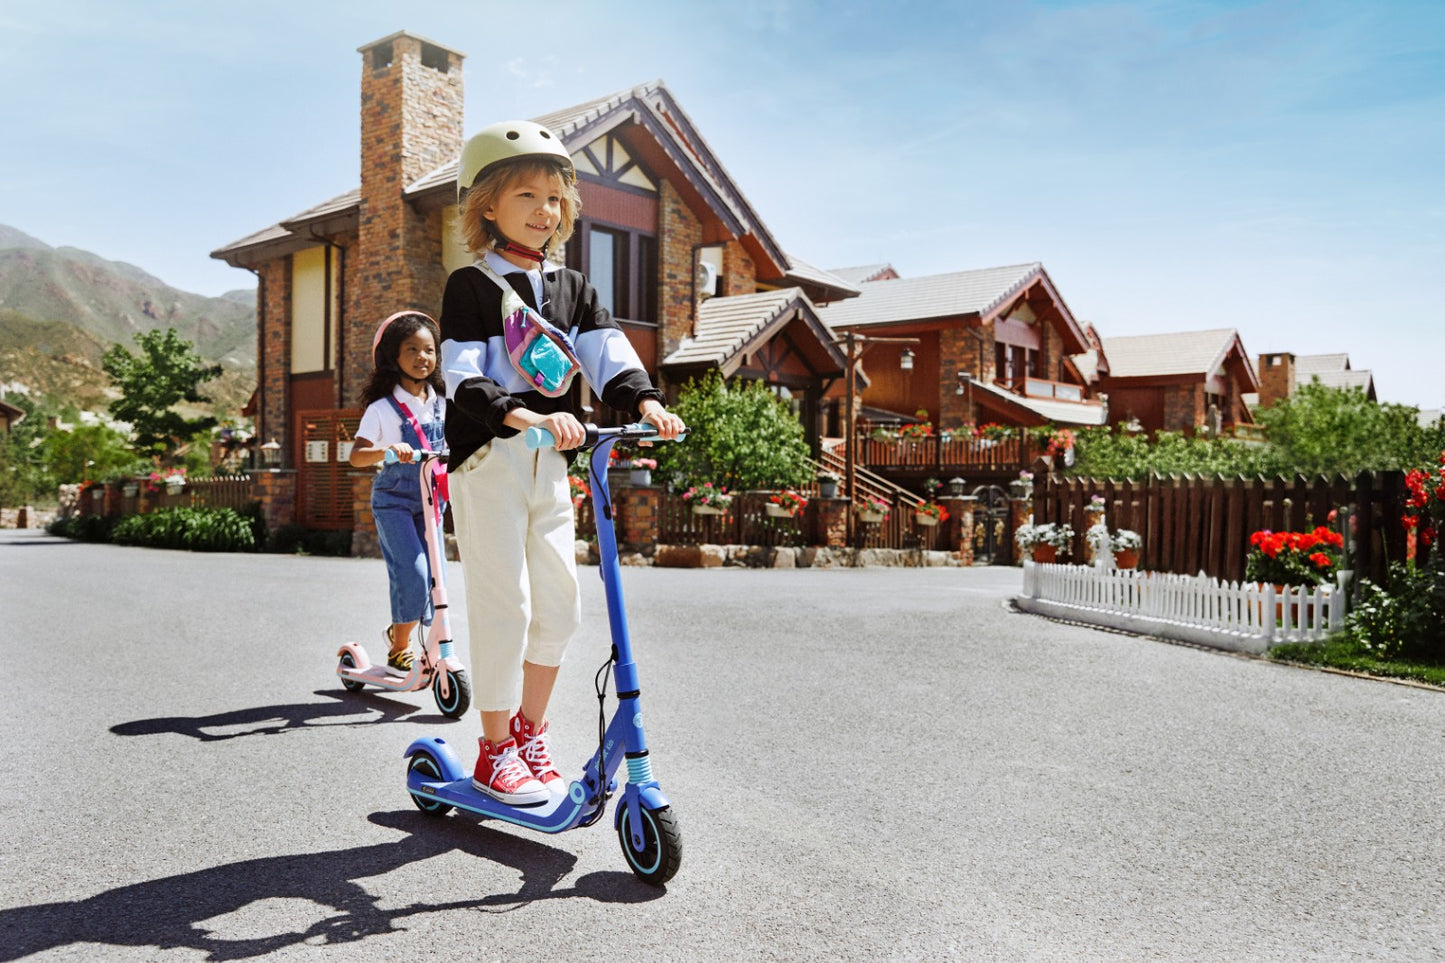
[616,802,682,886]
[407,751,454,817]
[338,652,366,692]
[433,667,471,719]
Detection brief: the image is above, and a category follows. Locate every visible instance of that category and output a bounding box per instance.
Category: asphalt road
[2,528,1443,961]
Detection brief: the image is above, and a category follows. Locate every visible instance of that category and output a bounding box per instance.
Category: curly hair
[360,312,445,409]
[458,156,581,257]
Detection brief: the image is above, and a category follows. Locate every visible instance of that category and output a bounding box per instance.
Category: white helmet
[457,120,574,199]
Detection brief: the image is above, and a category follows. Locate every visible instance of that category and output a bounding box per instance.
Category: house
[814,261,1108,434]
[211,31,851,530]
[1252,351,1377,408]
[1094,328,1259,436]
[0,396,24,433]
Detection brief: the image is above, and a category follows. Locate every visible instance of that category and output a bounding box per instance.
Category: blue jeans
[372,464,442,625]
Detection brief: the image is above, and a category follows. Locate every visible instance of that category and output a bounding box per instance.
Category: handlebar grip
[383,448,398,464]
[525,426,555,450]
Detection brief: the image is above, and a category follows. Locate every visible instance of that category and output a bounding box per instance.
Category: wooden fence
[1031,471,1409,586]
[1018,561,1345,654]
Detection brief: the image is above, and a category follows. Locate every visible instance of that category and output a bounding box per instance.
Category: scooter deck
[410,773,601,833]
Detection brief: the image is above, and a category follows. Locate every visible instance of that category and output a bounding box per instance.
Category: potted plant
[816,471,840,499]
[914,502,948,527]
[1016,522,1074,563]
[1010,470,1034,499]
[682,482,733,515]
[1111,528,1143,569]
[1245,527,1342,588]
[856,495,891,524]
[767,489,808,518]
[628,456,657,487]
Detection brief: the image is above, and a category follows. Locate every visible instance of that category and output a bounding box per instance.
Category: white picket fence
[1016,562,1346,655]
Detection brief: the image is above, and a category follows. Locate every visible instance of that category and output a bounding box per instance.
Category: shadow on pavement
[0,810,662,961]
[110,690,433,741]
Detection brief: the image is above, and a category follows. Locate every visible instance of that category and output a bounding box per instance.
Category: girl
[348,310,448,677]
[441,120,685,806]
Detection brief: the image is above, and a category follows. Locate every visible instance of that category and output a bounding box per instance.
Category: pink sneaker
[471,737,548,806]
[510,712,565,792]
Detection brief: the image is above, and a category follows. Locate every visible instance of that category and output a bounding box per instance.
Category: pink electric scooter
[335,450,471,718]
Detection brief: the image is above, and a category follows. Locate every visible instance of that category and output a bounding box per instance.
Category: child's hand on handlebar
[388,442,417,463]
[537,412,586,450]
[639,400,686,443]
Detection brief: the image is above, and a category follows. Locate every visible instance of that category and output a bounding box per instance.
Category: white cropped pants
[450,432,580,711]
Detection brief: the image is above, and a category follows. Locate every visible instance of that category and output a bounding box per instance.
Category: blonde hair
[458,157,581,257]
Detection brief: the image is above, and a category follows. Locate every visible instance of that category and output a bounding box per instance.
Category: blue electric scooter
[403,423,683,886]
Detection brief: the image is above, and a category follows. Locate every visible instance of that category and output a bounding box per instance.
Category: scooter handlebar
[525,423,687,451]
[383,449,448,465]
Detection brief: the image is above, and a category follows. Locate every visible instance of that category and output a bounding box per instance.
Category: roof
[215,80,791,276]
[829,263,898,284]
[211,188,360,262]
[782,253,860,302]
[1099,328,1247,379]
[661,288,845,376]
[815,262,1044,329]
[968,378,1109,427]
[1302,369,1375,394]
[1295,353,1351,374]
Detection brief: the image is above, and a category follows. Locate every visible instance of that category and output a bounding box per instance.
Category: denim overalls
[371,394,446,626]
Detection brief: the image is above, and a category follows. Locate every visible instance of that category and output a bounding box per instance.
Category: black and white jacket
[439,260,663,468]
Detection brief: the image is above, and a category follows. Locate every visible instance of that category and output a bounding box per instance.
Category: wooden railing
[856,432,1044,473]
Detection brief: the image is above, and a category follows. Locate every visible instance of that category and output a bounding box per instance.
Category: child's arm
[348,436,417,468]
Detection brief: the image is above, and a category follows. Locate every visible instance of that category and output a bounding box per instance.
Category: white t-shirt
[482,250,553,308]
[356,384,441,449]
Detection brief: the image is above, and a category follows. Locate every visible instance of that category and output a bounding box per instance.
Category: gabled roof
[1302,368,1376,396]
[814,262,1088,353]
[661,288,845,377]
[212,188,360,264]
[215,80,791,276]
[1295,353,1351,374]
[782,253,859,303]
[1099,328,1257,388]
[829,263,898,284]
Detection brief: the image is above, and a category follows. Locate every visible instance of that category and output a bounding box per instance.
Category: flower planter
[1031,545,1058,563]
[122,484,139,498]
[692,505,725,516]
[765,503,796,518]
[1114,549,1139,570]
[817,478,839,499]
[857,511,886,524]
[629,469,652,487]
[914,513,939,527]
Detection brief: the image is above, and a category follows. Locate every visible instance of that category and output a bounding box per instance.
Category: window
[567,222,657,324]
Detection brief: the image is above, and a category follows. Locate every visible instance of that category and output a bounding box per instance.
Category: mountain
[0,224,257,415]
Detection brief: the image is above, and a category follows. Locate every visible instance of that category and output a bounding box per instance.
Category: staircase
[812,448,923,511]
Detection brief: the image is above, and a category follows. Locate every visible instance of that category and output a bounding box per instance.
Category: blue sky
[1,0,1441,408]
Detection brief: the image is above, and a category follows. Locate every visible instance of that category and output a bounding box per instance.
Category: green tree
[102,328,223,460]
[652,371,812,491]
[0,395,52,505]
[1252,381,1441,475]
[40,421,143,484]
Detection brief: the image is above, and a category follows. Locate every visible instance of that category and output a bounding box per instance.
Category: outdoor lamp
[261,438,282,467]
[955,371,971,395]
[900,348,915,372]
[949,477,967,496]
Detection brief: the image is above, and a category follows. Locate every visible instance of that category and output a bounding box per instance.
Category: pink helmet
[371,311,438,366]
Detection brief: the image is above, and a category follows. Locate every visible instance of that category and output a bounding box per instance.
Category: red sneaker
[510,713,565,792]
[471,737,548,806]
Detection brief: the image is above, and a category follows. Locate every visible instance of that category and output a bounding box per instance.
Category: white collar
[483,250,557,276]
[391,383,435,408]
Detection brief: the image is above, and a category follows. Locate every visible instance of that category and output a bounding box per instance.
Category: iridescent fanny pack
[475,260,581,398]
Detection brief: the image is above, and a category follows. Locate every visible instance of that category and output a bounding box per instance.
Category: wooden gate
[972,484,1014,565]
[297,408,361,530]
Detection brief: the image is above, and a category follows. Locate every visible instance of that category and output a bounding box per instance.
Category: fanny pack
[474,260,581,398]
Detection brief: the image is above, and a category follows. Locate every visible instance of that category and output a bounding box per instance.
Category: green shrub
[47,514,116,543]
[1345,562,1445,664]
[652,371,811,492]
[109,507,259,552]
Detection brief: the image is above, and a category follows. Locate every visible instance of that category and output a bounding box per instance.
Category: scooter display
[336,450,472,719]
[402,422,683,886]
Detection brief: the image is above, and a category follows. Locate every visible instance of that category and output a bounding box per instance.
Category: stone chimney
[1256,352,1295,409]
[350,32,464,401]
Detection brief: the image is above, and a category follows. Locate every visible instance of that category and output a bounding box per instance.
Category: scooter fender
[613,784,671,831]
[404,736,467,782]
[336,642,371,670]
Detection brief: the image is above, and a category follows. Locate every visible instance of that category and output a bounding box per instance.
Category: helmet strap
[498,239,546,263]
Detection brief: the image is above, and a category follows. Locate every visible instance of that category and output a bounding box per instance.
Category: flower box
[765,503,795,518]
[858,511,886,524]
[693,505,725,516]
[915,513,939,527]
[629,468,652,486]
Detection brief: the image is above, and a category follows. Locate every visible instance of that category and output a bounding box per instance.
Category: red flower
[1403,514,1419,529]
[1308,552,1333,569]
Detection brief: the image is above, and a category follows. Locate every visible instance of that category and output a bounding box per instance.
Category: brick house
[211,31,851,531]
[1252,351,1377,409]
[814,261,1108,433]
[1094,328,1259,435]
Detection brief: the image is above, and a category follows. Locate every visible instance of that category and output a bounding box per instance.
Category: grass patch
[1270,634,1445,688]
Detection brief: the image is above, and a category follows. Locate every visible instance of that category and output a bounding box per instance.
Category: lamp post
[836,330,920,547]
[261,438,282,468]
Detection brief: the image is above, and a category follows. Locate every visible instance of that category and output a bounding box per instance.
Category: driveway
[2,528,1442,960]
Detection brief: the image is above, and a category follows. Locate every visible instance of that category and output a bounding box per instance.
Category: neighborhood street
[2,527,1443,961]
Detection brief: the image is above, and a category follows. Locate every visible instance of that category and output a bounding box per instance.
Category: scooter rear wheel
[616,802,682,886]
[338,652,366,692]
[433,667,472,718]
[407,752,453,817]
